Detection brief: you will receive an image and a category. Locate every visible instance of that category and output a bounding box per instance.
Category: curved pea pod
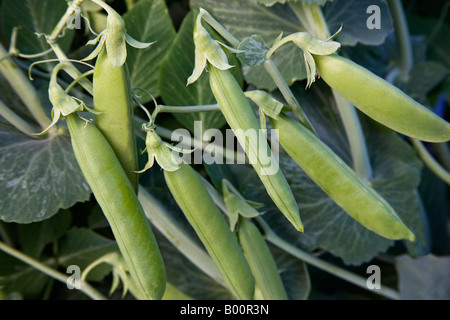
[65,113,166,300]
[208,65,303,232]
[314,54,450,143]
[164,163,254,300]
[238,218,288,300]
[270,114,415,241]
[93,48,139,191]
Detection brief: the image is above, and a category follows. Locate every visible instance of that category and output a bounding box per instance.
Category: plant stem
[263,59,317,135]
[201,10,240,47]
[0,98,39,136]
[138,187,226,287]
[156,104,220,114]
[0,44,51,131]
[0,241,107,300]
[411,139,450,186]
[255,218,401,300]
[290,1,373,181]
[388,0,413,80]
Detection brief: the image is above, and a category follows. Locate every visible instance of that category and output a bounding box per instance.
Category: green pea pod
[208,65,303,232]
[93,48,139,191]
[238,218,288,300]
[164,163,254,300]
[314,54,450,143]
[66,113,166,300]
[271,114,415,241]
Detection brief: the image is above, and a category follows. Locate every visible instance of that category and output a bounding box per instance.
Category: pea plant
[0,0,449,301]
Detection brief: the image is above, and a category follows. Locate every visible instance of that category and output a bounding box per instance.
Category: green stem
[0,98,39,136]
[201,10,240,47]
[0,241,107,300]
[156,104,220,114]
[0,44,51,131]
[290,2,373,181]
[263,59,317,135]
[256,218,401,300]
[411,139,450,186]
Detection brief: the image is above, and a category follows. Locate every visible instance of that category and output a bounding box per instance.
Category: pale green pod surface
[208,65,303,232]
[164,163,254,300]
[238,218,288,300]
[93,48,139,191]
[314,54,450,143]
[66,114,166,300]
[271,114,415,241]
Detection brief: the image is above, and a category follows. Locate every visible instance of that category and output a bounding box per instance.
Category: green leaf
[58,228,119,282]
[123,0,176,99]
[323,0,393,46]
[190,0,304,91]
[0,0,74,71]
[395,254,450,299]
[0,123,91,223]
[159,10,227,132]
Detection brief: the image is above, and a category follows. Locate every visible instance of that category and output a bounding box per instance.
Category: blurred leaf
[58,228,118,282]
[0,0,74,71]
[395,254,450,299]
[0,123,91,223]
[123,0,176,99]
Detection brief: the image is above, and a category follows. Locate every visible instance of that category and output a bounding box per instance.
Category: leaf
[237,81,425,265]
[17,209,72,258]
[123,0,176,99]
[237,35,269,67]
[58,228,119,282]
[0,123,91,223]
[323,0,393,46]
[255,0,331,6]
[159,10,227,133]
[395,254,450,300]
[0,0,74,71]
[190,0,305,91]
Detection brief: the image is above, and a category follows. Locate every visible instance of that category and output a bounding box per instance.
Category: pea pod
[314,54,450,143]
[65,113,166,300]
[208,65,303,232]
[164,163,254,300]
[271,114,415,241]
[93,48,139,190]
[238,218,288,300]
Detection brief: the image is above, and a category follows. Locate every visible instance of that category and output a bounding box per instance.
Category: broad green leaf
[237,81,425,265]
[123,0,176,99]
[0,0,74,71]
[323,0,393,46]
[159,10,227,132]
[0,123,91,223]
[395,254,450,299]
[58,228,119,282]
